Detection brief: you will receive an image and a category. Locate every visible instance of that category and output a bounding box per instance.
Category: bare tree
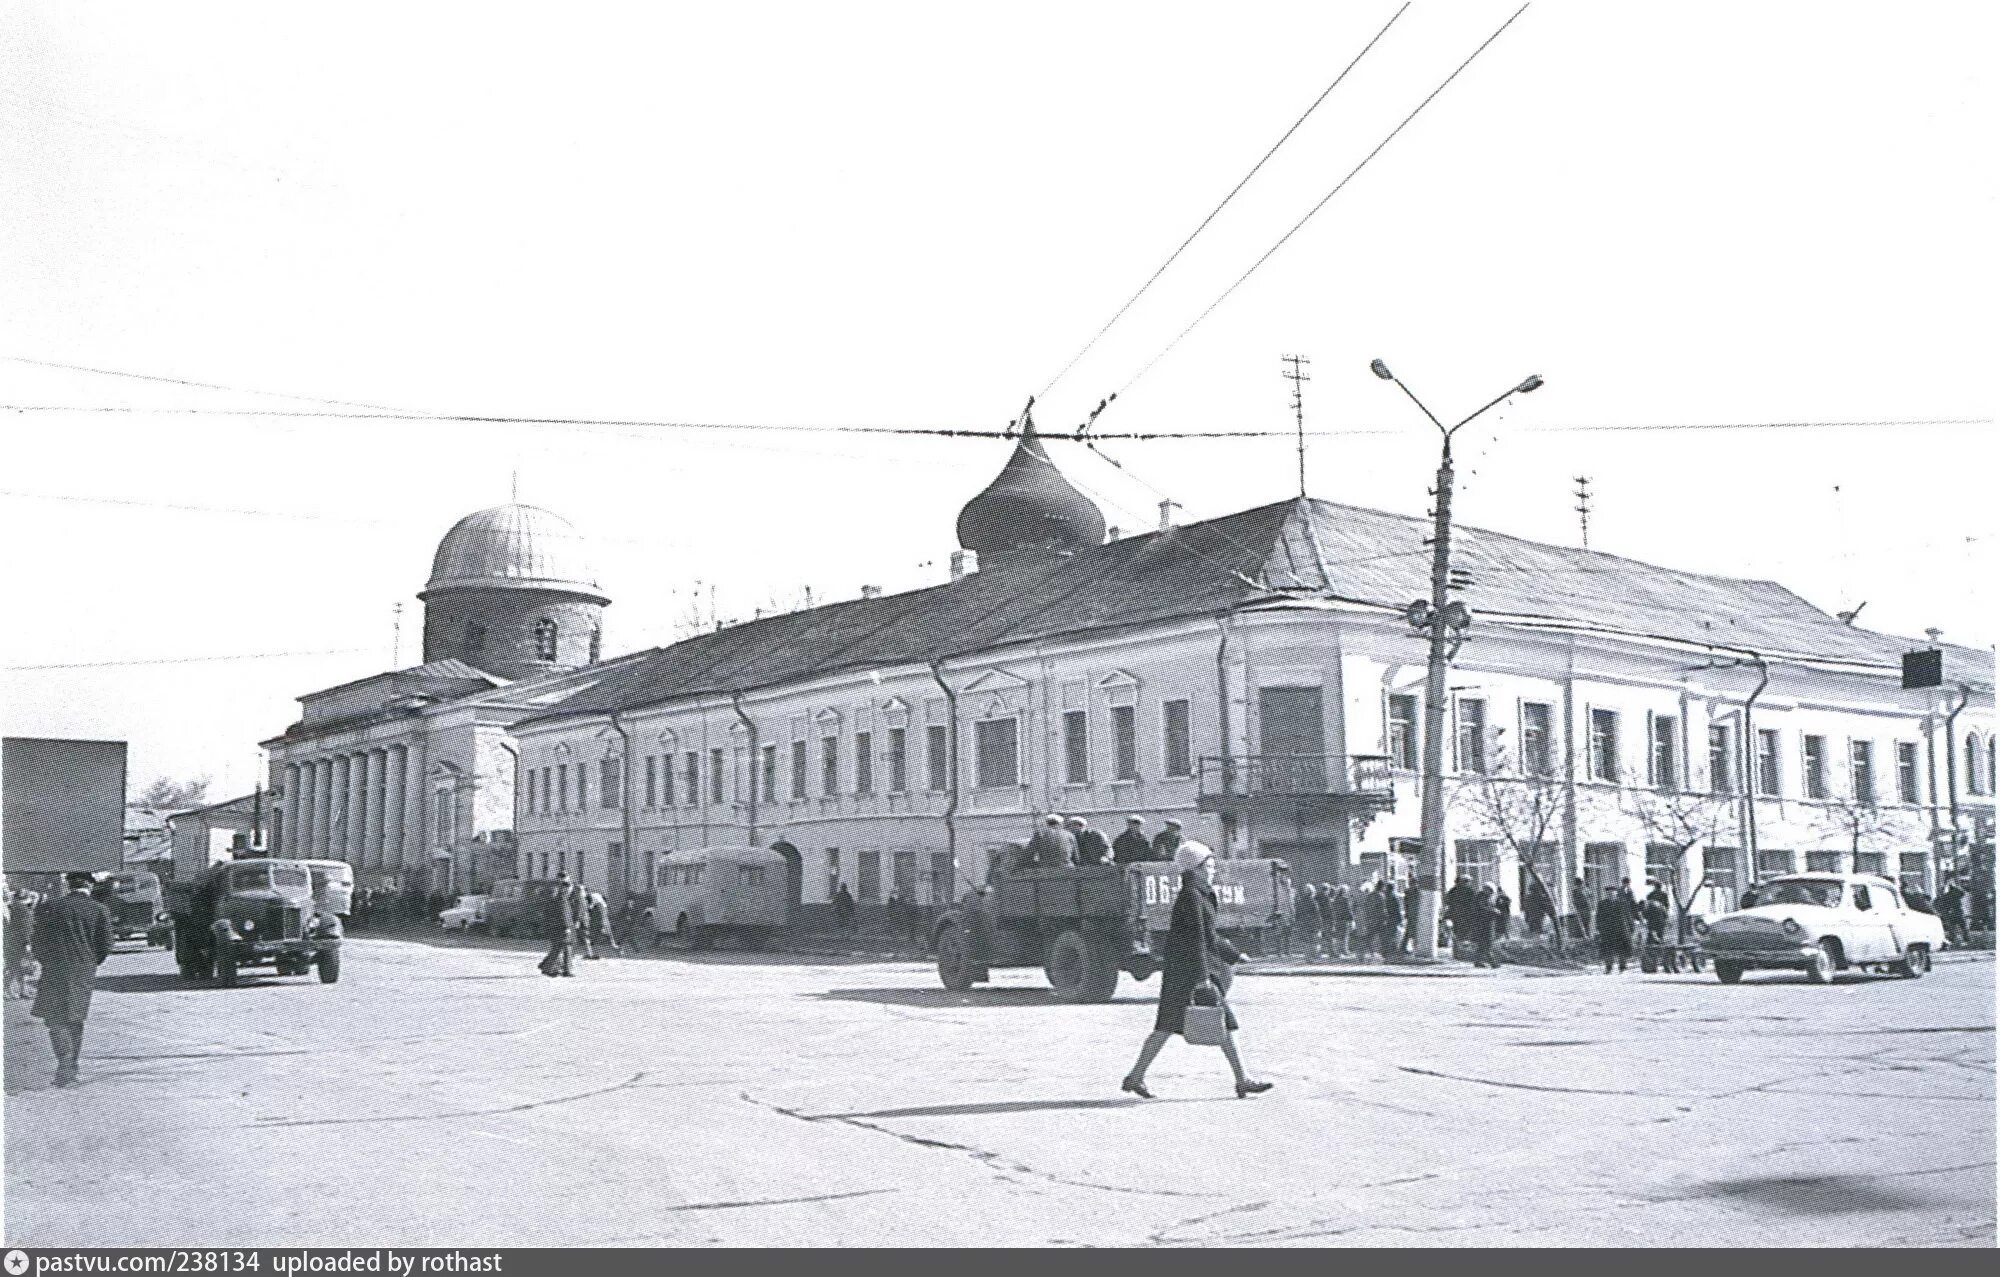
[1812,794,1909,871]
[1453,745,1569,952]
[1622,772,1734,938]
[132,775,211,810]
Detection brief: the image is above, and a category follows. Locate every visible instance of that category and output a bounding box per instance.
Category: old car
[97,870,171,947]
[485,877,565,938]
[650,845,789,950]
[168,857,342,986]
[299,859,355,917]
[1696,872,1944,984]
[933,847,1292,1003]
[438,893,490,932]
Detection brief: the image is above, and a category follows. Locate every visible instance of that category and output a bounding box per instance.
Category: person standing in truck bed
[1112,817,1152,865]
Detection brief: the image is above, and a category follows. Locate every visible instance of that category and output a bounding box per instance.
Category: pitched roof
[525,497,1991,724]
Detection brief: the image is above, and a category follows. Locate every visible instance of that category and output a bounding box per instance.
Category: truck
[168,857,342,986]
[932,852,1293,1002]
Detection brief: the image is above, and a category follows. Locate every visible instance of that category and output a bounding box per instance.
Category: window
[710,747,725,803]
[824,848,840,898]
[821,736,839,796]
[575,766,587,811]
[1387,694,1419,771]
[1851,883,1876,912]
[644,755,658,808]
[858,850,881,904]
[1708,723,1734,795]
[791,740,808,800]
[1521,702,1554,777]
[588,627,602,663]
[462,620,486,655]
[600,757,622,809]
[540,768,553,815]
[1806,850,1842,873]
[1701,846,1738,897]
[1756,729,1781,796]
[1755,848,1795,879]
[760,744,778,804]
[660,754,675,808]
[893,850,917,900]
[854,731,873,795]
[886,727,907,793]
[1849,740,1875,805]
[534,618,558,662]
[1453,839,1498,886]
[1645,843,1683,897]
[1582,842,1623,899]
[1163,699,1193,778]
[432,788,455,848]
[1456,698,1489,774]
[1111,705,1138,781]
[556,763,570,812]
[1899,851,1928,884]
[974,717,1020,789]
[1853,851,1887,878]
[1649,713,1679,789]
[926,724,949,792]
[683,752,698,806]
[928,852,954,906]
[738,863,766,887]
[1802,735,1828,799]
[1896,742,1920,805]
[1062,710,1090,785]
[1588,709,1620,782]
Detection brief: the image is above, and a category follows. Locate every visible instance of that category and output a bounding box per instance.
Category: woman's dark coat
[30,891,112,1024]
[1154,871,1241,1036]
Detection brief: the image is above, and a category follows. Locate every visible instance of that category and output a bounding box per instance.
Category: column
[384,744,407,874]
[326,756,346,861]
[363,749,386,869]
[283,764,302,857]
[345,753,367,868]
[296,762,315,856]
[316,758,335,856]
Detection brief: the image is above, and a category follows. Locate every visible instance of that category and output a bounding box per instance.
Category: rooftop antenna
[510,469,519,503]
[1282,354,1311,498]
[1573,476,1592,550]
[391,601,403,668]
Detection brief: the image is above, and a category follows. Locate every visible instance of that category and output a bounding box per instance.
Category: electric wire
[1037,2,1411,399]
[5,648,374,672]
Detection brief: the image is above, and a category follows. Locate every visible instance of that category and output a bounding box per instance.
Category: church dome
[955,413,1105,558]
[420,503,609,603]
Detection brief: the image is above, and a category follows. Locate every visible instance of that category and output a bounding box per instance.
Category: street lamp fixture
[1371,358,1544,961]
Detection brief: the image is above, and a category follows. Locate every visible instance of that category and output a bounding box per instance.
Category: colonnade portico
[278,743,420,874]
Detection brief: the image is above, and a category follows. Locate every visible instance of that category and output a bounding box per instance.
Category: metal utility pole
[1573,476,1592,549]
[1371,358,1542,959]
[1282,354,1312,498]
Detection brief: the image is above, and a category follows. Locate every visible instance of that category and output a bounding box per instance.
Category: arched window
[462,620,487,655]
[588,626,602,664]
[1969,733,1993,797]
[534,617,558,662]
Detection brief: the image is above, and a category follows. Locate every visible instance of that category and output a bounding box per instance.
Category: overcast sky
[2,0,1993,800]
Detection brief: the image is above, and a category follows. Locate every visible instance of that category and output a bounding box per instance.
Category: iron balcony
[1196,754,1397,819]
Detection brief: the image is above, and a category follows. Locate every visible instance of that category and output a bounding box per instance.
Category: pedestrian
[1597,884,1636,974]
[1112,817,1151,865]
[834,883,857,932]
[1573,877,1594,939]
[1397,880,1419,954]
[1444,874,1478,955]
[1150,819,1184,862]
[5,888,37,1000]
[1328,883,1352,958]
[1376,879,1402,961]
[1026,815,1076,868]
[1493,886,1513,942]
[30,872,114,1087]
[1935,877,1966,947]
[1296,883,1321,958]
[1462,883,1499,968]
[1068,816,1110,866]
[538,872,582,977]
[580,889,619,959]
[1642,881,1671,946]
[1120,842,1271,1100]
[1523,875,1553,937]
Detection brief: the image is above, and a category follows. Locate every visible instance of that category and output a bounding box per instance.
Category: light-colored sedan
[1696,873,1944,984]
[437,894,490,932]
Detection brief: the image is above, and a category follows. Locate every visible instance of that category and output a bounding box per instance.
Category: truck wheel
[216,951,239,987]
[317,950,341,984]
[1714,960,1743,984]
[1804,940,1837,984]
[936,925,976,991]
[1046,929,1119,1004]
[1893,944,1930,978]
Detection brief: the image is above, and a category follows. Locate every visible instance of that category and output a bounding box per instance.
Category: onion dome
[419,503,608,603]
[955,409,1106,558]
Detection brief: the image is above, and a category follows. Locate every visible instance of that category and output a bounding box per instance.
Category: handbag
[1183,979,1227,1046]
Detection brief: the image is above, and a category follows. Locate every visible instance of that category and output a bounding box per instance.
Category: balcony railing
[1197,754,1396,813]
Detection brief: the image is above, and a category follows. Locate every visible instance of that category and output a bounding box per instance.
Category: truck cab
[169,858,342,986]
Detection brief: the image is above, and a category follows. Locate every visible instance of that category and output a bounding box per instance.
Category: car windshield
[1749,880,1843,909]
[233,865,311,894]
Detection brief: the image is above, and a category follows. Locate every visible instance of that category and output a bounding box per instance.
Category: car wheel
[1714,960,1743,985]
[1893,944,1931,978]
[936,925,975,991]
[1804,939,1836,984]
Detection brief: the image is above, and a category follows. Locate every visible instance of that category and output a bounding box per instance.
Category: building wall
[421,589,604,681]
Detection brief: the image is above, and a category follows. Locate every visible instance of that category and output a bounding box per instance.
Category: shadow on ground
[93,973,289,993]
[1696,1175,1927,1215]
[806,986,1153,1009]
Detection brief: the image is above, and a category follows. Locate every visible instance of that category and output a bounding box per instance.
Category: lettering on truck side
[1141,872,1243,907]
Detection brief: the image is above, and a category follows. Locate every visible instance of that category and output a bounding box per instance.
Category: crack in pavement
[1398,1066,1688,1098]
[741,1091,1213,1199]
[245,1070,650,1128]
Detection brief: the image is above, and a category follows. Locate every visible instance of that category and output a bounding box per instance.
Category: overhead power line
[5,647,373,672]
[1117,4,1532,395]
[1,354,401,412]
[1037,3,1411,399]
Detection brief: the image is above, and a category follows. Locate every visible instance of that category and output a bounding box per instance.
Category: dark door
[771,840,804,925]
[1258,686,1326,792]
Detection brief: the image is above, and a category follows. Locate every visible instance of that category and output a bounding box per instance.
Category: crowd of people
[1016,813,1189,869]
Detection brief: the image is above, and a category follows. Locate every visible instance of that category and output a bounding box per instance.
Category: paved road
[6,935,1993,1247]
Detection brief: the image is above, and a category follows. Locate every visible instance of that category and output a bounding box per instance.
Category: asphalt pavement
[5,932,1993,1247]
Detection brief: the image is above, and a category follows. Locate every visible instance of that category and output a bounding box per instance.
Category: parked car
[438,894,490,932]
[1697,873,1944,984]
[484,878,564,938]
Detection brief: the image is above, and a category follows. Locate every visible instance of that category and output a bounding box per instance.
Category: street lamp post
[1371,359,1542,960]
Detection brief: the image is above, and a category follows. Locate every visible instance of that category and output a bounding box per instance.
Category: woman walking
[1121,842,1272,1099]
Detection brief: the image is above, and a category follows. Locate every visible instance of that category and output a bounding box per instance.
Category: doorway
[1258,686,1326,792]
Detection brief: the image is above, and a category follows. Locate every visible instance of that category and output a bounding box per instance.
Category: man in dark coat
[1111,817,1151,865]
[1151,819,1184,862]
[1523,876,1553,937]
[833,883,857,932]
[1597,884,1636,973]
[31,873,113,1087]
[1642,881,1672,946]
[1328,884,1352,958]
[1444,875,1479,946]
[1026,815,1075,868]
[538,872,582,977]
[1068,817,1110,866]
[1461,883,1499,968]
[1936,878,1967,946]
[1376,879,1402,961]
[1493,887,1513,942]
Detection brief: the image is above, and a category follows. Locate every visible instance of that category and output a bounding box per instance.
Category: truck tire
[1046,928,1119,1004]
[216,950,239,987]
[936,925,976,991]
[317,949,341,984]
[1713,960,1743,984]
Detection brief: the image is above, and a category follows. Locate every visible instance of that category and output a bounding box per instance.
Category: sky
[1,0,1994,801]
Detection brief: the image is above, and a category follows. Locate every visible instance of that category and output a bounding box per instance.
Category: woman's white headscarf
[1173,840,1215,875]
